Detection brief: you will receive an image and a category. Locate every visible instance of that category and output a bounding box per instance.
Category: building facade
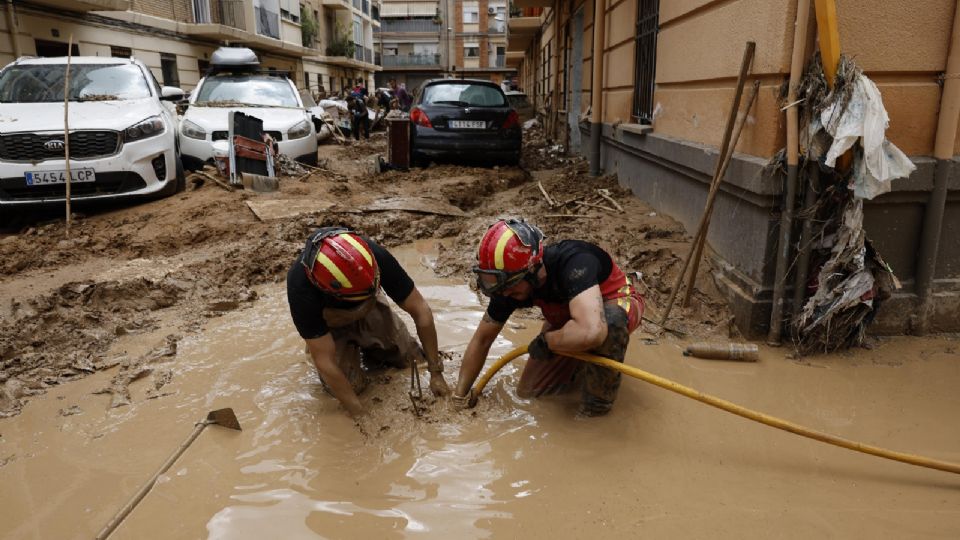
[375,0,513,89]
[508,0,960,336]
[0,0,381,96]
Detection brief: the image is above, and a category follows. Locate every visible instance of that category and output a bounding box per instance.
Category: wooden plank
[245,199,335,221]
[354,196,468,217]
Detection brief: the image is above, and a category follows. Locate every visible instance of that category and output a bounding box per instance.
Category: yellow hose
[473,345,960,476]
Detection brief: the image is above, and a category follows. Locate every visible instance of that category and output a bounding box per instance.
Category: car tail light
[502,110,519,129]
[411,107,433,128]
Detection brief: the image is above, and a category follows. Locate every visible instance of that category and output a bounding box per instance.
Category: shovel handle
[95,421,210,540]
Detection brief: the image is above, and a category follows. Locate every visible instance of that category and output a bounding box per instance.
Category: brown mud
[0,129,728,417]
[1,130,958,538]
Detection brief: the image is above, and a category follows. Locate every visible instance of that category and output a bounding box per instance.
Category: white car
[0,56,184,207]
[179,48,318,170]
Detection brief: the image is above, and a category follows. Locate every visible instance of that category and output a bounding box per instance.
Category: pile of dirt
[0,124,732,417]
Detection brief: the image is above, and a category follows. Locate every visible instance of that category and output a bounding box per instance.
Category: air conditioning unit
[487,7,496,14]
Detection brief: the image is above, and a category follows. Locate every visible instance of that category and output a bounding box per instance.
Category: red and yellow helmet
[300,228,380,301]
[474,219,544,296]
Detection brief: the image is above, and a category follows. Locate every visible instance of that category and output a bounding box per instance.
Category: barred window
[633,0,658,123]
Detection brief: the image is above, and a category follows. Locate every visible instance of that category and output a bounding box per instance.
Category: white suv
[0,56,184,207]
[179,47,317,170]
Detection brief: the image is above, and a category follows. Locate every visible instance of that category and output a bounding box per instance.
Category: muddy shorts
[516,293,643,416]
[318,296,424,395]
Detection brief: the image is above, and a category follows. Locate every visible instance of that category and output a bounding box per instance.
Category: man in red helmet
[287,227,450,417]
[452,219,645,416]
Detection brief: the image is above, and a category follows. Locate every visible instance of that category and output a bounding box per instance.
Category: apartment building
[0,0,381,95]
[375,0,446,89]
[507,0,960,336]
[375,0,512,89]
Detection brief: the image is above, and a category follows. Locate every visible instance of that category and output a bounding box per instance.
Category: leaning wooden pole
[681,81,761,308]
[63,34,73,235]
[767,0,813,344]
[660,41,755,324]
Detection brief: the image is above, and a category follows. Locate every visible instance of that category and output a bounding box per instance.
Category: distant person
[389,79,412,112]
[346,95,370,140]
[452,219,645,417]
[287,228,450,417]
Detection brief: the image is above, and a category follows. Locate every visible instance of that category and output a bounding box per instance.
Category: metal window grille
[633,0,658,124]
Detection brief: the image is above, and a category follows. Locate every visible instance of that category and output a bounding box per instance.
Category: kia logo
[44,140,65,151]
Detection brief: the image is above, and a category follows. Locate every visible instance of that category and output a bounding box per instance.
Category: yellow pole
[473,345,960,476]
[813,0,841,88]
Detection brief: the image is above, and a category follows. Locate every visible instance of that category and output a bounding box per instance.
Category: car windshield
[194,74,300,107]
[0,63,152,103]
[422,83,506,107]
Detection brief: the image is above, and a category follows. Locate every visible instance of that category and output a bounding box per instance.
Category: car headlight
[125,116,166,142]
[180,119,207,140]
[287,119,312,140]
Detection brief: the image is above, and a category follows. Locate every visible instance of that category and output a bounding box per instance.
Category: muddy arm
[455,314,504,397]
[545,285,608,352]
[399,287,450,396]
[305,335,363,416]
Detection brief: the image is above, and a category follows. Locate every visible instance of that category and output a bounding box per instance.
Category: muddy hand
[528,333,552,361]
[429,373,451,397]
[451,389,478,410]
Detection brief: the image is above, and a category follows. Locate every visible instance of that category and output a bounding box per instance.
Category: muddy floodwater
[1,241,959,539]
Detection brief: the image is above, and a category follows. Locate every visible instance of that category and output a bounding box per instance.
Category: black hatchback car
[409,79,521,166]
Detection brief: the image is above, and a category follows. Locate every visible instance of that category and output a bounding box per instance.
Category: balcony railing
[379,18,440,32]
[382,53,441,67]
[364,47,372,63]
[354,43,364,61]
[488,20,506,33]
[362,0,369,15]
[216,0,246,30]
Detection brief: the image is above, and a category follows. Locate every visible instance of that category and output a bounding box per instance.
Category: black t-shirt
[287,235,414,339]
[486,240,613,323]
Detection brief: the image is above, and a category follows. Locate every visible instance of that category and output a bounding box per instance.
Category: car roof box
[210,47,260,71]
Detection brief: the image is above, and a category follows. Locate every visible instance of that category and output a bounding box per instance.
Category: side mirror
[161,86,185,101]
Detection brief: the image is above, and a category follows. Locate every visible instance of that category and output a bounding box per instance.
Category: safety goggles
[474,267,529,297]
[300,227,380,301]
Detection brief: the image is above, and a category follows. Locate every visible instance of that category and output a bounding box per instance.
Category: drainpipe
[5,0,21,59]
[915,0,960,334]
[767,0,812,345]
[589,0,606,176]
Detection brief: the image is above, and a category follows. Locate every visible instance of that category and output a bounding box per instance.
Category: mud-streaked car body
[409,79,521,166]
[0,56,185,207]
[179,48,317,170]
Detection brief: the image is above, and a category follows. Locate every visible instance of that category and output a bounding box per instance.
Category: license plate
[25,168,96,186]
[450,120,486,129]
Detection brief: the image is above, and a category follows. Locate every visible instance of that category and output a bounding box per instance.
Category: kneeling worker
[453,219,645,416]
[287,227,450,416]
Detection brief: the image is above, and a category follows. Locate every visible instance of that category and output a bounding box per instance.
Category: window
[463,1,479,23]
[464,45,479,58]
[422,82,506,107]
[192,0,211,23]
[253,0,281,39]
[633,0,659,123]
[160,53,179,87]
[110,46,131,58]
[34,39,79,57]
[197,58,210,76]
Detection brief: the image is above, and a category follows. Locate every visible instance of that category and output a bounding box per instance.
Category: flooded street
[1,242,958,539]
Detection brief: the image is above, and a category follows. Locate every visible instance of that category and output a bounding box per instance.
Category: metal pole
[588,0,606,176]
[915,0,960,334]
[4,0,20,59]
